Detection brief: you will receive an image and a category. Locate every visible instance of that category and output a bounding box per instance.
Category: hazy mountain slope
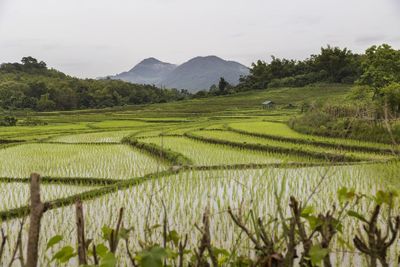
[160,56,249,91]
[111,58,177,85]
[109,56,249,91]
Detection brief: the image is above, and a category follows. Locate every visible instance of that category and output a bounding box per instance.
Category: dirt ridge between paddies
[122,136,194,166]
[0,169,177,222]
[0,176,121,186]
[227,125,398,155]
[184,131,369,163]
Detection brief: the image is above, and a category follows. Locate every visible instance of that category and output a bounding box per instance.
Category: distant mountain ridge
[111,57,177,85]
[108,56,249,92]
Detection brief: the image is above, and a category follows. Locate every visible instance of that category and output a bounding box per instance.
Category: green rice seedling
[50,130,138,143]
[2,163,398,266]
[229,121,394,151]
[0,143,166,179]
[88,120,152,129]
[0,182,95,211]
[189,130,393,161]
[140,136,314,165]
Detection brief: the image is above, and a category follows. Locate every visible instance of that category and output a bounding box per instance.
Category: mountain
[109,56,249,92]
[110,57,177,85]
[161,56,249,91]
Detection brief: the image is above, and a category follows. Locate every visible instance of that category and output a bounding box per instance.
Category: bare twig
[109,208,124,253]
[0,228,7,264]
[353,205,400,267]
[8,219,25,267]
[178,234,188,267]
[92,244,99,265]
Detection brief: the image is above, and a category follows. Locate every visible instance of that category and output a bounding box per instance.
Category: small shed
[262,100,275,109]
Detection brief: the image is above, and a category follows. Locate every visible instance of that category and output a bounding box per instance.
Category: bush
[268,71,328,88]
[289,110,400,144]
[0,116,17,126]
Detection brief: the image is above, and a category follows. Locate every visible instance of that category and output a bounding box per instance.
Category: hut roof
[262,100,274,105]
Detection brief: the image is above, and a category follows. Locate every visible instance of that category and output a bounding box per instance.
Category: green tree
[0,81,28,109]
[357,44,400,97]
[21,56,47,69]
[381,82,400,114]
[218,77,230,95]
[37,94,56,111]
[310,45,360,83]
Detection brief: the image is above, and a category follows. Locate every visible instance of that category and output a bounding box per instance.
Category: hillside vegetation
[0,57,189,112]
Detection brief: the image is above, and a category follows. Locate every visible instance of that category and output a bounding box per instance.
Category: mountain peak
[189,55,223,62]
[139,57,164,65]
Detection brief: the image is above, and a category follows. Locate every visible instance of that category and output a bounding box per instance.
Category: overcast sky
[0,0,399,78]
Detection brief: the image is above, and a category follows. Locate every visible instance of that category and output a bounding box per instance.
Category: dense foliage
[236,45,362,90]
[289,44,400,143]
[0,57,190,111]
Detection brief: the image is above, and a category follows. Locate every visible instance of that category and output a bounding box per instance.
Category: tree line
[0,57,190,112]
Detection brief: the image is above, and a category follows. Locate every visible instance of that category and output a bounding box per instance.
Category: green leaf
[52,246,75,263]
[306,215,322,230]
[119,227,134,240]
[347,210,368,223]
[96,243,110,258]
[137,246,167,267]
[99,252,117,267]
[375,190,397,205]
[166,230,180,247]
[338,187,356,203]
[212,246,230,257]
[301,206,314,217]
[309,245,329,266]
[101,226,113,241]
[46,235,63,250]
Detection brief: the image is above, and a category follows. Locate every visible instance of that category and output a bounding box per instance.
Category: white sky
[0,0,399,78]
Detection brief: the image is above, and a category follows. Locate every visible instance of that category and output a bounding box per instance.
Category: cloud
[355,35,386,45]
[0,0,399,78]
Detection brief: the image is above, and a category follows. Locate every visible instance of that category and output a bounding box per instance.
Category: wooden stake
[75,199,87,265]
[26,173,45,267]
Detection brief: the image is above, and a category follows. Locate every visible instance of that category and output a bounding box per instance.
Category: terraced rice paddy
[89,120,152,129]
[140,136,312,165]
[0,115,398,266]
[0,143,165,179]
[0,183,94,210]
[50,130,137,143]
[229,121,394,150]
[189,130,394,161]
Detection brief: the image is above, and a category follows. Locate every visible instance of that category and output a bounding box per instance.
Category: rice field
[50,130,137,143]
[229,121,394,150]
[0,114,399,266]
[140,136,313,165]
[0,143,165,179]
[0,183,95,211]
[190,130,394,161]
[1,165,398,266]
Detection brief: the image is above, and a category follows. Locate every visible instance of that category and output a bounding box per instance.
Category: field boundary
[227,125,397,154]
[0,176,121,186]
[184,131,362,162]
[122,136,194,166]
[0,169,177,221]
